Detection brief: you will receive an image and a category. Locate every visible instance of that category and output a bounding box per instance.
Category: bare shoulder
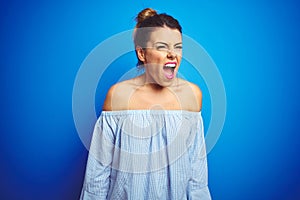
[175,78,203,112]
[187,81,202,102]
[102,79,136,111]
[102,83,117,111]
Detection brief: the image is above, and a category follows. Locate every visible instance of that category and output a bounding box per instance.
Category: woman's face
[138,27,182,87]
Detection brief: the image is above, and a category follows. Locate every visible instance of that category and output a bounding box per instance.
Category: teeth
[164,63,176,68]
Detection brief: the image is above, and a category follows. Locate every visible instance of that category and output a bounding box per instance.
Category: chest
[128,89,194,110]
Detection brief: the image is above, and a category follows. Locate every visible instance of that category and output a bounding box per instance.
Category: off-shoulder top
[80,110,211,200]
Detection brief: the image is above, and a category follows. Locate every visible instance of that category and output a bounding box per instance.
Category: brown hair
[135,8,158,29]
[134,8,182,67]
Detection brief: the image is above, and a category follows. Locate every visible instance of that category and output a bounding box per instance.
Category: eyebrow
[154,42,182,46]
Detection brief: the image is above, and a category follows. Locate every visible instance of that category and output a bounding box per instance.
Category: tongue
[163,67,173,75]
[163,67,174,79]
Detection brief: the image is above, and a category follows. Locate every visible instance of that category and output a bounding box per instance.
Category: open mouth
[163,62,176,79]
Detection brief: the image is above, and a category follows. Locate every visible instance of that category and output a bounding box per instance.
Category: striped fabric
[80,110,211,200]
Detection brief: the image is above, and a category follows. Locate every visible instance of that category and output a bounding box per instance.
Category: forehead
[148,27,182,43]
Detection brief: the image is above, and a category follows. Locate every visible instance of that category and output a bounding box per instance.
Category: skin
[103,26,202,112]
[137,26,183,87]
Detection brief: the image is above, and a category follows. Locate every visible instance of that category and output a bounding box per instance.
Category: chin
[158,80,175,87]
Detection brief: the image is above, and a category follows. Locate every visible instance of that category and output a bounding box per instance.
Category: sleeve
[80,115,115,200]
[187,114,212,200]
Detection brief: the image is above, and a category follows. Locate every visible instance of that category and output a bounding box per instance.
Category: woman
[80,8,211,200]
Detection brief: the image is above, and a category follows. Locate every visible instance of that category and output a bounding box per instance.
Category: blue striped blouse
[80,110,211,200]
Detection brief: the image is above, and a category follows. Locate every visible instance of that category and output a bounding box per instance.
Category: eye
[175,45,182,50]
[156,44,168,51]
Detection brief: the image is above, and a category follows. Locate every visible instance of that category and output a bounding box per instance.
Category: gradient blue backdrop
[1,0,299,199]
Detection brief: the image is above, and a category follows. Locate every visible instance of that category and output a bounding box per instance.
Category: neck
[141,74,177,90]
[144,83,165,91]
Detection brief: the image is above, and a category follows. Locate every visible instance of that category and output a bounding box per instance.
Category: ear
[136,46,146,62]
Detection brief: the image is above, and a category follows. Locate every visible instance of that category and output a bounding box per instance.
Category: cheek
[176,55,182,65]
[146,51,166,63]
[176,51,182,59]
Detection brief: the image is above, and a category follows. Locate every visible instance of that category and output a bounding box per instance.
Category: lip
[164,62,177,66]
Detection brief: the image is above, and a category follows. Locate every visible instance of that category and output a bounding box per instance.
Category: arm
[187,115,211,199]
[80,116,115,200]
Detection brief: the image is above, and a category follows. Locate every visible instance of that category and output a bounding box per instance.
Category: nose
[167,49,176,59]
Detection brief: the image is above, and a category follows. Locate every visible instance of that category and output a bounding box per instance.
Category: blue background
[1,0,300,199]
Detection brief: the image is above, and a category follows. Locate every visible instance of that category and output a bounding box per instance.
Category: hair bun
[135,8,157,28]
